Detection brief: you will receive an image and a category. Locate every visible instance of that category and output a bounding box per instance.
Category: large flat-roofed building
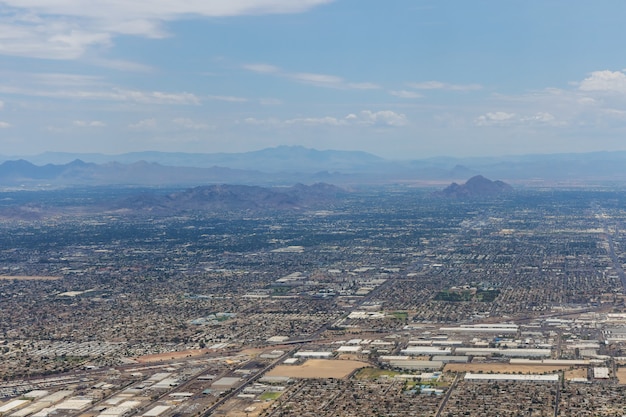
[464,373,559,382]
[388,360,444,370]
[294,351,333,358]
[439,324,518,334]
[432,355,469,363]
[593,367,610,379]
[400,347,452,356]
[455,348,551,358]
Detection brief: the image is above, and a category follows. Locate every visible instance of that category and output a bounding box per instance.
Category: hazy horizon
[7,145,626,163]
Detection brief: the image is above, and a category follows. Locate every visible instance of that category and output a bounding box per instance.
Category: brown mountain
[114,183,346,213]
[439,175,513,198]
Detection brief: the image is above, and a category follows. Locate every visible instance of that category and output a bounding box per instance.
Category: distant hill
[438,175,513,198]
[113,183,346,214]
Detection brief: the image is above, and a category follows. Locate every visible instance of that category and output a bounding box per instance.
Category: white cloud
[0,1,335,20]
[577,97,597,106]
[284,116,346,126]
[408,81,482,91]
[89,58,154,72]
[0,20,112,59]
[243,62,379,90]
[389,90,422,99]
[243,117,275,126]
[206,94,248,103]
[173,117,211,130]
[579,70,626,94]
[475,111,560,127]
[0,100,4,110]
[0,1,334,59]
[0,81,201,105]
[242,63,281,74]
[244,116,345,127]
[475,111,516,126]
[0,121,10,128]
[129,118,157,130]
[7,72,106,88]
[73,120,106,127]
[292,72,343,86]
[358,110,408,127]
[520,112,555,123]
[243,110,407,128]
[347,82,380,90]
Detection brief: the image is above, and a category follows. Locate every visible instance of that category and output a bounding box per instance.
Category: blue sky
[2,0,626,159]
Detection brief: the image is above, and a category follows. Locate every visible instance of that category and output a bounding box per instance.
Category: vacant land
[616,369,626,384]
[0,275,61,280]
[355,367,399,380]
[267,359,370,379]
[566,368,588,380]
[444,363,574,374]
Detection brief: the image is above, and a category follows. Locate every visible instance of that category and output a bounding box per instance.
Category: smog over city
[4,1,626,416]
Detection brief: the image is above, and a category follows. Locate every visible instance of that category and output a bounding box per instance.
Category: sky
[2,0,626,159]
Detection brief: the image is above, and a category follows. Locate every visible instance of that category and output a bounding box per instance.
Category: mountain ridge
[438,175,513,198]
[4,146,626,186]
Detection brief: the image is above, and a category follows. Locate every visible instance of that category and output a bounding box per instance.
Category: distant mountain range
[4,146,383,173]
[3,146,626,187]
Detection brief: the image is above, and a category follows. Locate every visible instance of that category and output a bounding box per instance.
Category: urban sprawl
[2,188,626,416]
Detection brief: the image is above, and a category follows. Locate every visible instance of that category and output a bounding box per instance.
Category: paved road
[200,348,297,416]
[435,373,459,417]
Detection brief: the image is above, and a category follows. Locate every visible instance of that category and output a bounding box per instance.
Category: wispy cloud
[73,120,106,127]
[389,90,422,99]
[243,62,380,90]
[206,94,248,103]
[0,1,334,60]
[242,63,280,74]
[0,84,200,105]
[408,81,482,91]
[129,118,157,130]
[475,111,558,127]
[173,117,212,130]
[475,111,516,126]
[88,58,154,72]
[0,121,11,128]
[244,110,407,128]
[357,110,408,127]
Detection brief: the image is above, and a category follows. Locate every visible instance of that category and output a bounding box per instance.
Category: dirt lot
[220,397,274,417]
[444,363,576,374]
[616,369,626,384]
[267,359,370,379]
[565,368,588,380]
[0,275,61,280]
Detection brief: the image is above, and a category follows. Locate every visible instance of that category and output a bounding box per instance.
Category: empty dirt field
[0,275,61,281]
[565,368,588,380]
[616,369,626,384]
[267,359,370,379]
[444,363,578,374]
